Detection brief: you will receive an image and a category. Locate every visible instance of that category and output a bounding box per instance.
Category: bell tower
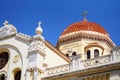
[26,21,46,80]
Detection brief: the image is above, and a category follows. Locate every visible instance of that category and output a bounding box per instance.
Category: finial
[3,20,9,26]
[81,10,89,21]
[38,21,42,27]
[36,21,43,35]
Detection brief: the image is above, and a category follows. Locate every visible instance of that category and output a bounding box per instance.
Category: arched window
[65,53,69,57]
[72,51,77,56]
[94,49,99,58]
[0,52,9,69]
[14,71,21,80]
[0,74,5,80]
[87,50,91,59]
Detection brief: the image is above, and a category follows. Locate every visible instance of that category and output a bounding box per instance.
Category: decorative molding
[58,31,115,47]
[83,55,111,67]
[0,24,17,39]
[44,55,115,77]
[16,33,31,41]
[28,40,46,55]
[43,62,120,80]
[13,55,20,63]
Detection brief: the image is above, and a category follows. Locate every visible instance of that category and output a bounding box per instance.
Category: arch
[14,71,21,80]
[72,51,77,56]
[0,51,9,69]
[0,44,23,68]
[0,71,7,80]
[65,53,69,57]
[87,50,91,59]
[13,68,21,80]
[0,74,5,80]
[94,49,99,58]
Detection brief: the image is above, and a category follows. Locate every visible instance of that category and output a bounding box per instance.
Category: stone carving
[83,55,110,67]
[28,40,46,53]
[28,53,37,68]
[0,21,17,39]
[46,64,69,75]
[111,46,120,61]
[13,55,20,63]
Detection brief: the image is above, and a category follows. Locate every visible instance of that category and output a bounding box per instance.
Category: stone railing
[45,64,70,75]
[45,55,112,76]
[82,55,111,67]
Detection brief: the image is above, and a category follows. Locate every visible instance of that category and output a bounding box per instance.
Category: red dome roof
[61,20,108,36]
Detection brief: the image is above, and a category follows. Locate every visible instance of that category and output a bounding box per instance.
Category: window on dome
[87,50,91,59]
[0,74,5,80]
[66,53,69,57]
[94,49,99,58]
[14,71,21,80]
[72,51,77,56]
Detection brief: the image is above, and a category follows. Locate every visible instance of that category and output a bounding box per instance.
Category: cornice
[16,33,32,42]
[58,31,115,47]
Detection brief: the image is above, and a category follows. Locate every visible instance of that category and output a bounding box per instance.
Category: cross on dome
[81,10,89,21]
[36,21,43,35]
[3,20,9,26]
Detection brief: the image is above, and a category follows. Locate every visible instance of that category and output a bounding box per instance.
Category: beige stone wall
[44,46,69,68]
[59,38,112,60]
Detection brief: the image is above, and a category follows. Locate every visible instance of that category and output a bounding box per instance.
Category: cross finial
[81,10,89,21]
[38,21,42,27]
[3,20,9,26]
[36,21,43,35]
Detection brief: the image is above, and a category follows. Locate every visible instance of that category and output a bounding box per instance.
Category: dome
[57,20,115,47]
[61,20,108,36]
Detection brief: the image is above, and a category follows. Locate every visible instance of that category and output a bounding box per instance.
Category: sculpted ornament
[13,55,20,63]
[0,20,17,39]
[28,40,46,52]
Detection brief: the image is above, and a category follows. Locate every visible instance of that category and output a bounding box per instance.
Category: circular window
[0,52,9,69]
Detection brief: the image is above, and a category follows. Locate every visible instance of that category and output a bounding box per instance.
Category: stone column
[5,75,7,80]
[72,60,76,70]
[33,68,38,80]
[113,52,117,61]
[25,69,31,80]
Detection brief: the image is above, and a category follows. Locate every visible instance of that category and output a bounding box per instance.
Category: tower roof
[57,19,115,47]
[61,20,108,36]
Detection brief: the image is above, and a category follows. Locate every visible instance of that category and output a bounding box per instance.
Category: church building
[0,12,120,80]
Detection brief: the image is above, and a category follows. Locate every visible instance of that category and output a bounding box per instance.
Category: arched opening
[0,74,5,80]
[87,50,91,59]
[65,53,69,57]
[72,51,77,56]
[94,49,99,58]
[14,70,21,80]
[0,52,9,69]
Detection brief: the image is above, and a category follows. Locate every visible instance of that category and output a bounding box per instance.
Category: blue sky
[0,0,120,46]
